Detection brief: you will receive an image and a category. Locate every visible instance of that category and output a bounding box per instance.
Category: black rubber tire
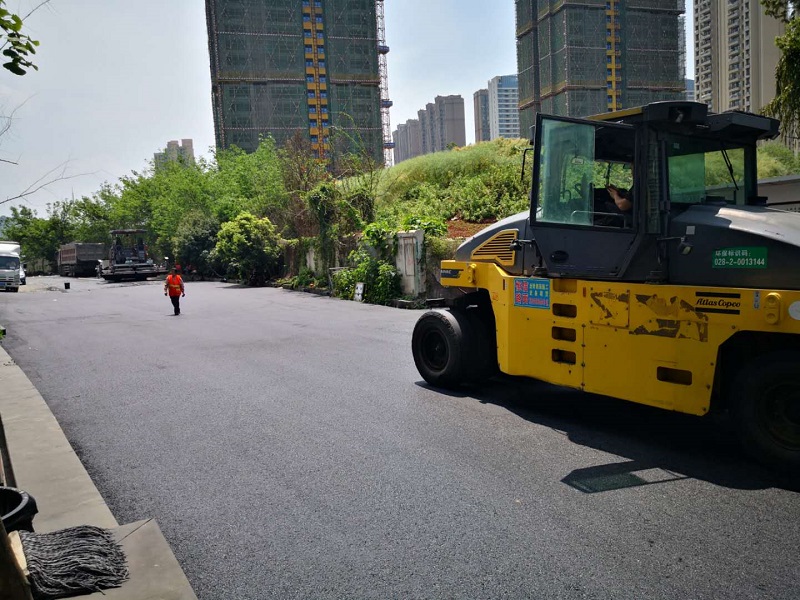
[732,352,800,471]
[412,309,470,389]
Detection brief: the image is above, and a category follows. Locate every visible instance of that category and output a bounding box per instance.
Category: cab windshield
[0,256,20,270]
[666,135,747,206]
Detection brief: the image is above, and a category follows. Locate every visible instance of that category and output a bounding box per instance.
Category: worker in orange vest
[163,267,185,315]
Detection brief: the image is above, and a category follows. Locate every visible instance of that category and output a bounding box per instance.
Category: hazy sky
[0,0,695,217]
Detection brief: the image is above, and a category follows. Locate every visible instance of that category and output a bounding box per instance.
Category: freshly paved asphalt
[1,276,798,600]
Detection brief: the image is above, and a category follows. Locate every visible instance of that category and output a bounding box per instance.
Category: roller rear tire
[732,353,800,471]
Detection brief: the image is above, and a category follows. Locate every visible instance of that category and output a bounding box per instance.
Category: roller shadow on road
[415,377,798,493]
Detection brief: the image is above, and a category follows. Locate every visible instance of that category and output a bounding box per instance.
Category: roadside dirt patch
[446,220,491,238]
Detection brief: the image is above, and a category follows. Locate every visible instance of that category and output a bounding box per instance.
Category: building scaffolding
[376,0,394,165]
[205,0,385,164]
[516,0,685,128]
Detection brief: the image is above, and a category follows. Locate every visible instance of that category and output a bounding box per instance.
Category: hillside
[373,138,800,234]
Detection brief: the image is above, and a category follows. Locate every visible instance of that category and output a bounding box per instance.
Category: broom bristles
[18,525,129,600]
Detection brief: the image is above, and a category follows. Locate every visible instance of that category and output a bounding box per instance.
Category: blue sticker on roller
[440,269,462,279]
[514,278,550,309]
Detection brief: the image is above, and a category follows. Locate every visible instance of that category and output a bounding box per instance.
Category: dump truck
[0,241,22,292]
[99,229,166,282]
[57,242,106,277]
[411,101,800,470]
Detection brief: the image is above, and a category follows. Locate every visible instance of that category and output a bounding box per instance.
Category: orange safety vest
[166,274,183,296]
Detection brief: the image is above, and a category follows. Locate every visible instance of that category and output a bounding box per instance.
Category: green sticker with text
[712,247,767,269]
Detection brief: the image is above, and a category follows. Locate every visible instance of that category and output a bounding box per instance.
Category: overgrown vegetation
[331,249,400,305]
[374,138,532,225]
[761,1,800,143]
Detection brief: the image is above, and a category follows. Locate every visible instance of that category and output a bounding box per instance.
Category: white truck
[0,241,23,292]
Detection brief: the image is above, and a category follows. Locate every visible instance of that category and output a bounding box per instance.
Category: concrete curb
[0,342,197,598]
[0,343,116,532]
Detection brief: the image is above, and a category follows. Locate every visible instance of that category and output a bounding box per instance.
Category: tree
[172,212,219,279]
[0,0,43,76]
[761,2,800,142]
[1,202,75,265]
[214,212,283,286]
[278,131,329,196]
[278,132,330,241]
[66,196,112,243]
[213,138,289,227]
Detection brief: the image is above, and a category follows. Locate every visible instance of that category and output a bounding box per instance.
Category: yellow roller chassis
[439,259,800,418]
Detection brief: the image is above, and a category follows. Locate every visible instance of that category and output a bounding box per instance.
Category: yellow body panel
[440,259,800,416]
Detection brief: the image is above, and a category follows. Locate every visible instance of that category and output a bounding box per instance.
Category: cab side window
[535,118,636,229]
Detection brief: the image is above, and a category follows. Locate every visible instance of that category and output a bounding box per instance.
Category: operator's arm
[180,276,185,297]
[607,185,632,212]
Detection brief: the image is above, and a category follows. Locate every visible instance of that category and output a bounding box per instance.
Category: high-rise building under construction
[205,0,392,164]
[515,0,686,136]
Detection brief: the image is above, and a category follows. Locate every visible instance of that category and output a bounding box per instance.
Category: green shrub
[332,249,401,305]
[426,236,460,263]
[296,266,315,288]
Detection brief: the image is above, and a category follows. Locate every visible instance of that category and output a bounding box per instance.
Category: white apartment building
[694,0,785,113]
[488,75,520,140]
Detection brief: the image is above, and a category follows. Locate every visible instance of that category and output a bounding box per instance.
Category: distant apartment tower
[154,139,195,170]
[686,78,695,101]
[515,0,686,135]
[488,75,520,139]
[205,0,388,163]
[392,119,423,163]
[418,95,466,154]
[694,0,784,113]
[392,96,466,163]
[473,89,491,142]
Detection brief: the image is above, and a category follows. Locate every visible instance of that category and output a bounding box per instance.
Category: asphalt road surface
[1,276,798,599]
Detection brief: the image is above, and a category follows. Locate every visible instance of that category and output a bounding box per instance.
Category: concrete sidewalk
[0,340,198,599]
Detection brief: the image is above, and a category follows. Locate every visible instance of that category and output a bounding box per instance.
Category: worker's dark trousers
[169,295,181,315]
